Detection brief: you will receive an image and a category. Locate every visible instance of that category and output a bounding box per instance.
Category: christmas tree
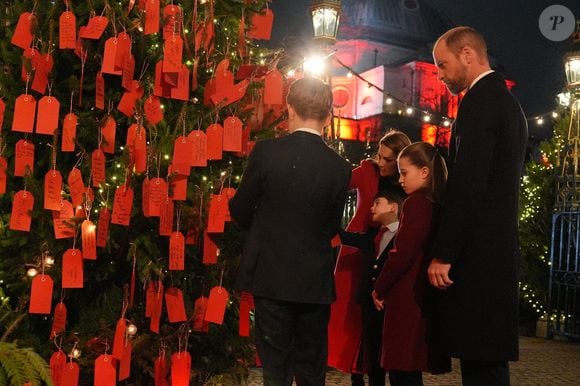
[0,0,286,384]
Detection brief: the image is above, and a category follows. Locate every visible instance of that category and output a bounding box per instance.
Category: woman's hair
[286,77,333,122]
[379,130,411,156]
[398,142,448,203]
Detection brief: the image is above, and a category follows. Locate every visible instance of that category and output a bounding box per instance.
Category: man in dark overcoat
[428,26,528,386]
[229,77,351,386]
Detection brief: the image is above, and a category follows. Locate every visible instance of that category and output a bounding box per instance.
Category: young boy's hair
[286,77,333,122]
[374,189,406,215]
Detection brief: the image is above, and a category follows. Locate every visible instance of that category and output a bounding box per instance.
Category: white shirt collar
[385,221,399,233]
[469,70,494,90]
[294,127,322,136]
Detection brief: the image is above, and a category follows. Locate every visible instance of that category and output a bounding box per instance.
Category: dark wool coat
[229,131,351,304]
[432,71,528,361]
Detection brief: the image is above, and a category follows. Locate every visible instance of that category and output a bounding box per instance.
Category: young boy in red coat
[339,189,406,386]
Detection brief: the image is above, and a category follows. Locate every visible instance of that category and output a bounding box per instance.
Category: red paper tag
[168,164,187,201]
[207,194,227,233]
[122,54,135,90]
[210,79,250,107]
[172,136,192,176]
[96,207,110,247]
[165,287,187,323]
[14,139,34,177]
[102,37,123,76]
[94,354,116,386]
[169,231,185,270]
[118,340,132,381]
[36,96,60,135]
[159,199,174,236]
[163,36,183,73]
[11,12,36,49]
[91,149,106,187]
[50,302,67,339]
[112,318,127,359]
[146,280,163,318]
[203,77,216,106]
[264,70,283,105]
[170,65,190,101]
[223,116,243,152]
[101,115,116,154]
[115,32,132,71]
[126,123,147,173]
[67,167,85,208]
[171,352,191,386]
[0,157,7,194]
[81,220,97,260]
[162,5,181,39]
[0,98,5,132]
[215,59,233,90]
[248,8,274,40]
[202,230,219,265]
[154,354,168,386]
[144,95,164,125]
[50,351,67,386]
[10,190,34,232]
[62,248,83,288]
[44,170,63,211]
[29,274,53,314]
[81,16,108,39]
[62,362,80,386]
[239,292,254,337]
[142,177,151,218]
[192,296,209,332]
[95,71,105,110]
[149,178,167,217]
[12,94,36,133]
[52,200,75,239]
[59,11,77,49]
[111,184,134,226]
[145,0,160,35]
[62,113,78,152]
[188,130,207,167]
[206,123,223,160]
[205,286,229,325]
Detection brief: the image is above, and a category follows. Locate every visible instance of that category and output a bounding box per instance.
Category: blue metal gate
[549,211,580,338]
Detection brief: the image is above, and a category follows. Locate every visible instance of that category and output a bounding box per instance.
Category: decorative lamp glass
[564,22,580,89]
[310,0,341,43]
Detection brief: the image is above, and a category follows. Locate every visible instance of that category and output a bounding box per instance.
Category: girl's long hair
[398,142,448,204]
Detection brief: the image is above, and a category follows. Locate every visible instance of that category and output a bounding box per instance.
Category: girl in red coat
[372,142,450,386]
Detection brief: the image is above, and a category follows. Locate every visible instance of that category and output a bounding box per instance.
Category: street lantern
[564,22,580,89]
[310,0,341,43]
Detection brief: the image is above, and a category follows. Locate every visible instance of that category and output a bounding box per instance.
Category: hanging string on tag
[175,207,181,233]
[79,50,88,106]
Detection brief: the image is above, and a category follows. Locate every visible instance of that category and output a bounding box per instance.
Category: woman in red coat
[373,142,450,385]
[328,130,410,385]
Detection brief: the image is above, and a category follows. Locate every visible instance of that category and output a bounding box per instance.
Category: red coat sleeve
[374,194,433,297]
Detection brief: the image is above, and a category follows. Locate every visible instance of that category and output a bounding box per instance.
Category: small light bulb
[44,256,55,266]
[385,98,393,105]
[126,323,138,336]
[405,107,413,115]
[71,348,81,359]
[27,267,39,277]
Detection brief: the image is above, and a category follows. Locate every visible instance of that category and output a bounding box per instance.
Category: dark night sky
[269,0,580,132]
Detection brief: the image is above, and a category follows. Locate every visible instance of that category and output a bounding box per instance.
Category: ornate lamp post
[310,0,341,44]
[550,20,580,340]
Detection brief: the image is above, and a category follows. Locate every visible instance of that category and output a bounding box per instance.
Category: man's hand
[371,290,384,311]
[428,258,454,289]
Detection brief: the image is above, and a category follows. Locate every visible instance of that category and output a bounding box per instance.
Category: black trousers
[254,296,330,386]
[460,359,510,386]
[360,300,386,386]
